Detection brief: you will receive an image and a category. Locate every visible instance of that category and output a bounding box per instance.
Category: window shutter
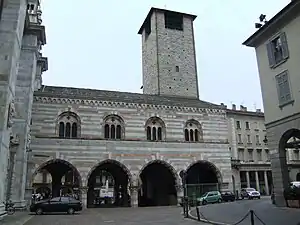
[266,42,275,67]
[280,32,289,59]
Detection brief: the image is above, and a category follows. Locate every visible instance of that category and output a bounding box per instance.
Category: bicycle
[3,201,15,215]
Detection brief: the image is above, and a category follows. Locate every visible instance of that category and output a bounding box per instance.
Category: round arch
[86,159,132,186]
[185,160,222,184]
[144,116,166,128]
[185,160,222,197]
[86,159,132,208]
[138,160,178,207]
[32,158,82,199]
[138,160,179,183]
[32,158,83,186]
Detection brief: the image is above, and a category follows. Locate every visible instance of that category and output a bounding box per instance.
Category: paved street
[20,206,203,225]
[190,197,300,225]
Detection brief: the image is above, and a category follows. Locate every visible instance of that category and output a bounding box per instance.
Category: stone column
[246,171,250,187]
[130,186,139,207]
[176,184,184,206]
[0,0,27,219]
[264,171,270,195]
[255,171,260,192]
[10,22,46,208]
[80,187,88,209]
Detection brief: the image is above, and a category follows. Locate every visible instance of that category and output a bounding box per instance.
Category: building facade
[243,0,300,206]
[226,104,272,195]
[0,4,234,217]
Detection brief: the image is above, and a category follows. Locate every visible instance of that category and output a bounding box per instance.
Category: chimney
[256,109,261,113]
[232,104,236,110]
[240,105,247,111]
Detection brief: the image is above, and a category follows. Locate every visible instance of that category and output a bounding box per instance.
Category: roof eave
[242,0,300,47]
[138,7,197,35]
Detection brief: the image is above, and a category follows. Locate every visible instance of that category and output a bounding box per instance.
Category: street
[22,206,202,225]
[190,197,300,225]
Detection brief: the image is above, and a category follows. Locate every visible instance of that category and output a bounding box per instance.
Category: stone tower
[138,8,199,99]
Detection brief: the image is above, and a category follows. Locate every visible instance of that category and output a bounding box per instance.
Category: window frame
[275,70,294,108]
[266,32,289,69]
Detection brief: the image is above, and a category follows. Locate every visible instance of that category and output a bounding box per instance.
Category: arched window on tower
[145,117,166,141]
[184,119,203,142]
[57,111,81,139]
[103,115,124,140]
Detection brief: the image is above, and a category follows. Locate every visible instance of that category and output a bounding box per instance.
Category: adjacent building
[243,0,300,206]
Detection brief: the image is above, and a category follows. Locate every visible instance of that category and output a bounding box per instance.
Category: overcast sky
[40,0,290,111]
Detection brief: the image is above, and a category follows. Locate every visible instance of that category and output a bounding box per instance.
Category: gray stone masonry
[9,0,46,208]
[140,8,199,99]
[0,0,27,219]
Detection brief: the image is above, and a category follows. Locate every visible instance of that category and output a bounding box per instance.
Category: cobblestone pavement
[190,197,300,225]
[23,206,204,225]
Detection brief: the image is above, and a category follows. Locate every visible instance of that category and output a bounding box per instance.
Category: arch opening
[278,129,300,189]
[185,161,221,198]
[32,159,82,200]
[87,160,131,208]
[138,161,177,207]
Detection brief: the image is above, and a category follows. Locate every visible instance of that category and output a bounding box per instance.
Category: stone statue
[7,100,16,128]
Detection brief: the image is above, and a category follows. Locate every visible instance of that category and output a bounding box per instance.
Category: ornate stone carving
[10,133,20,147]
[7,100,16,128]
[26,132,31,151]
[34,96,225,115]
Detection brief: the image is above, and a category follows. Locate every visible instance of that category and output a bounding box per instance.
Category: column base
[12,200,27,210]
[274,194,287,207]
[0,203,7,220]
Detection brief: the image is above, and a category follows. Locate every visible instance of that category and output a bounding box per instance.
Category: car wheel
[217,199,222,203]
[68,208,75,215]
[36,208,43,215]
[202,200,207,205]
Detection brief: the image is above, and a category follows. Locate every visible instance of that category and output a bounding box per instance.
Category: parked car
[290,181,300,188]
[240,188,261,200]
[197,191,222,205]
[221,191,235,202]
[30,196,82,215]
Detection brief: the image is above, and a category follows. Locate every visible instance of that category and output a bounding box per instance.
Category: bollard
[250,210,254,225]
[196,207,200,221]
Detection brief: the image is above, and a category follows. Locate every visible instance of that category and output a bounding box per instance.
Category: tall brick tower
[138,8,199,99]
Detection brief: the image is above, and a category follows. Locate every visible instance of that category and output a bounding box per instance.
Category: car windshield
[201,192,208,197]
[246,188,256,192]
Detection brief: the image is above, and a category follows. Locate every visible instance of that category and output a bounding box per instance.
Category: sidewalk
[0,212,33,225]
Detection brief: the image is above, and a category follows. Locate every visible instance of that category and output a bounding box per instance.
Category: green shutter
[266,42,275,67]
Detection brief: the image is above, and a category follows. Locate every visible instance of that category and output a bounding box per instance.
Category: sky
[40,0,290,111]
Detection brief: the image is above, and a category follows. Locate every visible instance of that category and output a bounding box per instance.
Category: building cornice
[243,0,300,47]
[33,96,226,115]
[226,109,264,118]
[24,24,46,45]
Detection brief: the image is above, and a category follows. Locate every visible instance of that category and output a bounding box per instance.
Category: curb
[188,208,231,225]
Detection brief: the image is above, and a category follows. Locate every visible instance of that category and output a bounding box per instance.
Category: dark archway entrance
[276,129,300,204]
[185,161,221,198]
[32,159,81,200]
[87,160,131,208]
[138,161,177,207]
